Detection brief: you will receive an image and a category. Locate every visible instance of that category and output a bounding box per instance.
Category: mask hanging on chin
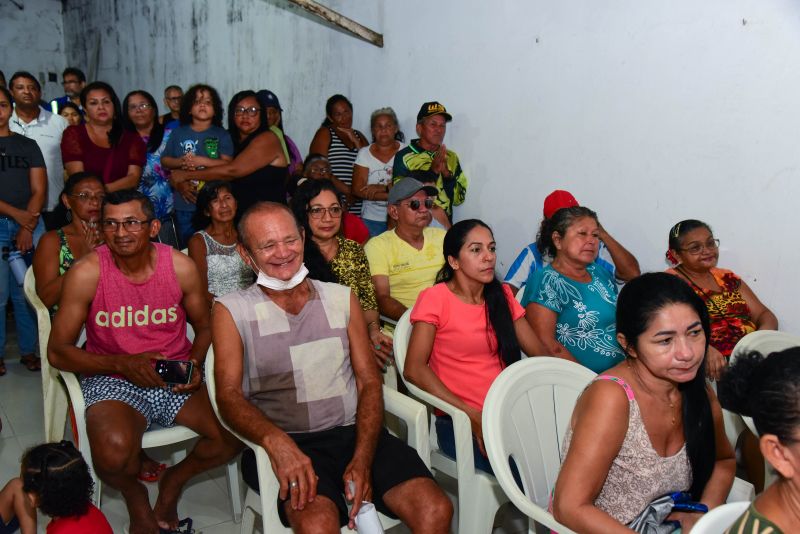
[250,257,309,291]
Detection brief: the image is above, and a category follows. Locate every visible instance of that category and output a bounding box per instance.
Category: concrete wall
[57,0,800,330]
[1,0,66,101]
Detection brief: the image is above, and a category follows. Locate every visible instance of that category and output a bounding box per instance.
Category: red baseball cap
[542,190,579,219]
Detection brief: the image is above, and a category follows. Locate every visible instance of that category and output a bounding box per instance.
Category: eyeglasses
[401,198,434,211]
[680,238,720,255]
[69,192,105,203]
[166,96,182,102]
[101,219,152,232]
[127,102,152,112]
[308,206,343,219]
[62,79,80,86]
[234,106,260,117]
[307,165,330,176]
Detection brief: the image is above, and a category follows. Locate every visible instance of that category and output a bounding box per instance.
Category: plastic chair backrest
[22,267,68,442]
[691,501,750,534]
[482,357,595,530]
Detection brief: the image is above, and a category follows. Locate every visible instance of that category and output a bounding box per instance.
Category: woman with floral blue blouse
[522,206,626,373]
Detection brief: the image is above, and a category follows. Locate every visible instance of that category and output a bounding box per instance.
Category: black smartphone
[154,360,194,385]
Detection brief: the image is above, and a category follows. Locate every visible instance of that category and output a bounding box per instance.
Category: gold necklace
[627,360,679,426]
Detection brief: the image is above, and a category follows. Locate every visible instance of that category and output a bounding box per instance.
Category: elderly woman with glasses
[171,90,288,215]
[666,219,777,381]
[290,178,393,369]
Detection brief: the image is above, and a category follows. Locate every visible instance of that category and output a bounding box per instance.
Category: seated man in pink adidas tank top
[212,202,453,533]
[48,189,242,534]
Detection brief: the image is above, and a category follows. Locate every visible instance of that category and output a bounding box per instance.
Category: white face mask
[249,255,309,291]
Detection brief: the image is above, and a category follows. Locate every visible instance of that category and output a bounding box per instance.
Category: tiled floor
[0,322,525,533]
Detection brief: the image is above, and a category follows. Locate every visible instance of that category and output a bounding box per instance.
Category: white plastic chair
[483,357,755,533]
[482,356,594,533]
[23,267,70,442]
[393,308,509,534]
[204,346,430,534]
[56,324,242,521]
[690,501,750,534]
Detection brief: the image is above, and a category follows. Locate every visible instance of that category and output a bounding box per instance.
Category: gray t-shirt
[163,124,233,211]
[0,133,45,210]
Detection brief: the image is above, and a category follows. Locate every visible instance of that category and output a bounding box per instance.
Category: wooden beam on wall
[286,0,383,48]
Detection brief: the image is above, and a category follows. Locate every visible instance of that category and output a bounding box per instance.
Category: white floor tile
[0,436,24,483]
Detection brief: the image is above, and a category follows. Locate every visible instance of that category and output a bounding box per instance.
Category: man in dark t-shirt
[0,111,47,372]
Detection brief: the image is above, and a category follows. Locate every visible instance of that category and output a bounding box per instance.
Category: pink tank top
[86,243,192,374]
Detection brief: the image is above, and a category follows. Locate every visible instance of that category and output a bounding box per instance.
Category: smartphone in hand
[154,360,194,385]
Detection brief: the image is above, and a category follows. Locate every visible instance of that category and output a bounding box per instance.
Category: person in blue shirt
[504,189,639,294]
[50,67,86,117]
[521,206,633,373]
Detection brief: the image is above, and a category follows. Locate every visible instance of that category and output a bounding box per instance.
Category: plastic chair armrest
[60,371,86,415]
[402,382,476,479]
[382,386,430,468]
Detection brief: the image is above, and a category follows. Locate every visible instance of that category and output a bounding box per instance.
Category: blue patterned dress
[139,129,174,220]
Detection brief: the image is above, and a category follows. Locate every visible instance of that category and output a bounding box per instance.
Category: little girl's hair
[21,441,94,518]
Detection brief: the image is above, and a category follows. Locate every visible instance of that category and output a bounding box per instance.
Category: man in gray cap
[364,178,446,320]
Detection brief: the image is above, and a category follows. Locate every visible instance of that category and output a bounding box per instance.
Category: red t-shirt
[46,503,112,534]
[61,124,146,184]
[411,283,525,410]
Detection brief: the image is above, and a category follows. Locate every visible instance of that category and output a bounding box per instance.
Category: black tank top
[232,132,289,214]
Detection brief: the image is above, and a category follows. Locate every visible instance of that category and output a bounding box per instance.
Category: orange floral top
[667,267,756,357]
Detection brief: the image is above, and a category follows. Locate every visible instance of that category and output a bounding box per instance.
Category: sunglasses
[402,198,434,211]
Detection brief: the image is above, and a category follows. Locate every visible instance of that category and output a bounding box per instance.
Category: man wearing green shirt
[392,101,467,225]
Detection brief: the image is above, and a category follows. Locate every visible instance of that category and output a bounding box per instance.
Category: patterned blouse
[556,375,692,525]
[139,130,174,220]
[57,228,75,275]
[330,235,378,312]
[668,267,756,357]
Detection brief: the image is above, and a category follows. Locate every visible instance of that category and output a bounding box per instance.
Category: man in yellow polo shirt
[365,178,445,320]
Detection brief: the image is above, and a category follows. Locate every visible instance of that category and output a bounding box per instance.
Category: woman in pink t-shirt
[404,219,545,472]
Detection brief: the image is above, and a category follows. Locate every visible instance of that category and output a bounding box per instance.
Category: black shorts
[241,425,433,527]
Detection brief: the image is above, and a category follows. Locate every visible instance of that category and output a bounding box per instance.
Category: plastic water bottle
[2,247,28,286]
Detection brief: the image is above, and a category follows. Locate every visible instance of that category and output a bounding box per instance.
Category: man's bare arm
[343,291,384,524]
[174,250,211,364]
[372,275,407,320]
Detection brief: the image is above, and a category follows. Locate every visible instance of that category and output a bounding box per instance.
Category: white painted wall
[0,0,66,101]
[57,0,800,330]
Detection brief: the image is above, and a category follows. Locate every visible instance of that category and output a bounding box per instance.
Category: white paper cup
[354,501,384,533]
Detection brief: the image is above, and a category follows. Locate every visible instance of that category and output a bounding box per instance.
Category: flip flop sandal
[159,517,194,534]
[138,462,167,483]
[20,354,41,372]
[0,359,6,376]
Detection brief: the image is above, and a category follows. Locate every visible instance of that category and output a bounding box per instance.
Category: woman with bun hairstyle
[719,347,800,533]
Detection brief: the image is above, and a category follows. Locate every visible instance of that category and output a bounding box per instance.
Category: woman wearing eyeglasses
[33,172,105,309]
[187,181,253,306]
[290,179,393,368]
[122,90,179,248]
[170,90,288,217]
[666,219,777,381]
